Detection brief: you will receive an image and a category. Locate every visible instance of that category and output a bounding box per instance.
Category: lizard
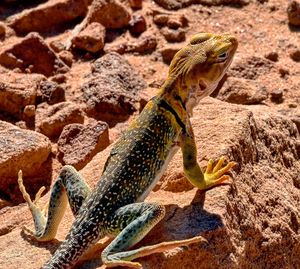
[18,32,238,269]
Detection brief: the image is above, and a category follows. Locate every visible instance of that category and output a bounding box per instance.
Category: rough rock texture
[216,77,269,105]
[129,14,147,36]
[57,121,109,169]
[0,121,51,201]
[80,52,146,123]
[7,0,90,35]
[36,102,85,138]
[37,80,66,105]
[0,33,67,77]
[71,22,106,53]
[160,44,181,63]
[287,0,300,26]
[85,0,131,29]
[1,98,298,268]
[228,55,274,80]
[153,0,249,10]
[104,33,157,54]
[0,72,45,117]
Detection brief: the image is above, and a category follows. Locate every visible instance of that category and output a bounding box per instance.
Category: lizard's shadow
[75,188,226,269]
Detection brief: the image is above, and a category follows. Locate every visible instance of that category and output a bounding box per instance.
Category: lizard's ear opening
[190,33,212,45]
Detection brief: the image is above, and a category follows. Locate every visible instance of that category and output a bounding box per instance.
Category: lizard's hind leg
[18,165,90,242]
[102,202,206,268]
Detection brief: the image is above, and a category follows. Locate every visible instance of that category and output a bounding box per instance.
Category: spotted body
[18,33,238,269]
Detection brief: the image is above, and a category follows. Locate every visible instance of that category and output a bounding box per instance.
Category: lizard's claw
[204,156,236,188]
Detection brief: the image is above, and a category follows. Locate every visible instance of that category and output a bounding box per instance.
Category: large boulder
[80,52,146,123]
[7,0,90,35]
[0,121,51,201]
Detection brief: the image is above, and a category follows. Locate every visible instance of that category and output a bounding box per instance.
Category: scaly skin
[18,32,238,269]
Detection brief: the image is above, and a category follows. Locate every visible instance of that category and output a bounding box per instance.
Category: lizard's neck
[157,77,191,127]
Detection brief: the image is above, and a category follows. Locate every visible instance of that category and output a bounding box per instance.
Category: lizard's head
[165,32,238,114]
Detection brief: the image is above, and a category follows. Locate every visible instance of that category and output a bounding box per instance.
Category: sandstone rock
[51,74,67,84]
[36,102,84,138]
[71,22,105,53]
[153,13,188,29]
[80,52,146,123]
[289,48,300,62]
[160,44,181,64]
[0,121,51,201]
[86,0,131,29]
[264,51,279,62]
[0,22,6,38]
[270,89,284,103]
[129,14,147,36]
[0,98,299,268]
[129,0,142,9]
[7,0,89,35]
[49,40,65,53]
[228,55,274,80]
[153,0,249,10]
[0,72,45,117]
[58,50,74,67]
[216,77,269,105]
[160,27,186,42]
[105,33,157,54]
[287,0,300,26]
[57,121,109,169]
[0,33,67,77]
[37,80,66,105]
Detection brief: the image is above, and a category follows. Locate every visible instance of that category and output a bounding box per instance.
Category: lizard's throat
[185,80,218,116]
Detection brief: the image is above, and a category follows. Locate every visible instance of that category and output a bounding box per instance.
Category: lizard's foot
[18,170,46,210]
[18,170,47,236]
[203,156,236,189]
[105,260,142,269]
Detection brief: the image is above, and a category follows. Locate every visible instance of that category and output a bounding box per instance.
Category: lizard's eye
[216,52,228,62]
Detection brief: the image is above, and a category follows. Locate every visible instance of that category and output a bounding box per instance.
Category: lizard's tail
[42,219,103,269]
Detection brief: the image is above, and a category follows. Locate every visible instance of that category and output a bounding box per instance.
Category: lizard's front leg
[180,121,236,190]
[102,202,205,268]
[18,165,90,241]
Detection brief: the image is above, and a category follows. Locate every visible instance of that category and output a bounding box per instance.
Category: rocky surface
[57,121,109,169]
[71,22,106,53]
[0,72,45,118]
[0,0,299,268]
[216,77,269,105]
[80,52,146,123]
[0,121,51,201]
[36,102,85,138]
[0,33,67,76]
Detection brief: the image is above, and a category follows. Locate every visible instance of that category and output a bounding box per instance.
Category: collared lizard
[18,32,238,269]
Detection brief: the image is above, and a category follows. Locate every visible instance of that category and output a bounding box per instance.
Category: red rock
[153,0,249,10]
[159,44,181,64]
[37,80,66,105]
[289,48,300,62]
[80,52,146,123]
[216,77,269,105]
[160,27,186,42]
[0,33,67,77]
[129,0,142,9]
[86,0,131,29]
[129,14,147,36]
[287,0,300,26]
[58,121,109,169]
[7,0,89,35]
[0,121,51,201]
[71,22,106,53]
[36,102,84,138]
[228,55,274,80]
[0,22,6,38]
[58,50,74,67]
[0,72,45,117]
[104,33,157,54]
